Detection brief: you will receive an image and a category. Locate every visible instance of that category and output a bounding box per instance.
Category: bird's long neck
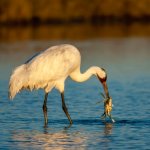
[70,66,105,82]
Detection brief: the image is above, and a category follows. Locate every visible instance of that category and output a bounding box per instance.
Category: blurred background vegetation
[0,0,150,42]
[1,0,150,24]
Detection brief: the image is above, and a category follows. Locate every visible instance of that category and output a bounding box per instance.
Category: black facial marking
[101,68,106,72]
[97,74,107,83]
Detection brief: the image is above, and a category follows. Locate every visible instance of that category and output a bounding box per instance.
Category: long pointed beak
[97,76,110,98]
[102,80,110,99]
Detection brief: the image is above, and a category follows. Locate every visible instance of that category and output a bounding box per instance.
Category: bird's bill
[97,76,110,98]
[102,80,110,99]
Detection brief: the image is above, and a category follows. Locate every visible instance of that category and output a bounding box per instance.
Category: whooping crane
[9,44,111,125]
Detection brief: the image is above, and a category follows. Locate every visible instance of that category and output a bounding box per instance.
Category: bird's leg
[43,92,48,126]
[61,92,73,124]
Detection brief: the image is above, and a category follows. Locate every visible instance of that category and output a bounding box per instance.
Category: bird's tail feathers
[9,64,27,99]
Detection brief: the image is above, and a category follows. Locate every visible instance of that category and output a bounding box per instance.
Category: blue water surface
[0,39,150,150]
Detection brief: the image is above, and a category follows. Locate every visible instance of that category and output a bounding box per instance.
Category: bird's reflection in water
[12,122,114,149]
[103,122,113,135]
[12,127,87,150]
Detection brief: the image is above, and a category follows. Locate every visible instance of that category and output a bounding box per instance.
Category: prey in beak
[100,93,115,123]
[97,71,115,123]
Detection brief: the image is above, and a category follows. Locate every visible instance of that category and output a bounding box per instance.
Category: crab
[97,93,115,123]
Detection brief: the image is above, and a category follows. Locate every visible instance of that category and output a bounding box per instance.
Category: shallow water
[0,38,150,149]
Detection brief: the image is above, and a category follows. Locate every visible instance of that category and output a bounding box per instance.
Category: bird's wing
[26,44,81,81]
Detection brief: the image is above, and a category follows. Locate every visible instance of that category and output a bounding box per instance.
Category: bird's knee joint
[62,105,65,111]
[43,105,47,112]
[62,105,67,111]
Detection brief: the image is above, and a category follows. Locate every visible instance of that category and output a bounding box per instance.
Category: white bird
[9,44,110,125]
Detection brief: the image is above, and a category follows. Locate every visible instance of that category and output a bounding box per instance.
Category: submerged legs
[61,92,73,124]
[43,92,48,126]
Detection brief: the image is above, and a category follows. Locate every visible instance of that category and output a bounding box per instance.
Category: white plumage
[9,44,109,125]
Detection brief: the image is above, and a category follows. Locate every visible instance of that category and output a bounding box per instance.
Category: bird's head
[96,67,114,122]
[96,68,110,99]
